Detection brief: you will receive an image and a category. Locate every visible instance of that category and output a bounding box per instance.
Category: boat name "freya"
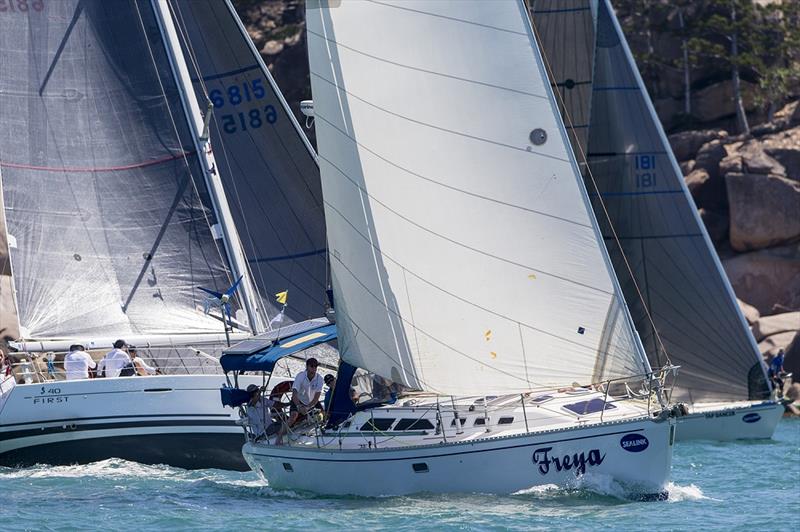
[532,446,605,475]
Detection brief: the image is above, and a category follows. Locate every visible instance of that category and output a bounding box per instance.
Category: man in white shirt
[276,358,323,445]
[97,339,132,378]
[64,344,97,380]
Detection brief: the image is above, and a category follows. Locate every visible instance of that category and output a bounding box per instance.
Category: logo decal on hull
[531,447,605,476]
[742,413,761,423]
[620,433,649,452]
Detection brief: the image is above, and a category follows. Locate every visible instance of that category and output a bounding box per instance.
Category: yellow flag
[275,290,288,305]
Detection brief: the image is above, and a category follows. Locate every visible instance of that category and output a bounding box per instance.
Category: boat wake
[664,482,714,502]
[512,475,711,503]
[0,459,309,499]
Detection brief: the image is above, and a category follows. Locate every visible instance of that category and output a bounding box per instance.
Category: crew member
[64,344,97,381]
[245,384,288,440]
[276,358,323,445]
[769,349,786,396]
[97,339,132,378]
[128,346,158,376]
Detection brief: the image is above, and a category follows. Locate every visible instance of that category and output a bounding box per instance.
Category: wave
[511,475,711,503]
[664,482,715,503]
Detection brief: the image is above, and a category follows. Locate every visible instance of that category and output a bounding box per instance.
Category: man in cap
[246,383,287,441]
[276,358,323,445]
[64,344,96,380]
[97,339,132,378]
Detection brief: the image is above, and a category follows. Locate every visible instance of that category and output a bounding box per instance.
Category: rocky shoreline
[668,101,800,387]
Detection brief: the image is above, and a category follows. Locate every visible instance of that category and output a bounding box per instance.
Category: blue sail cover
[220,323,336,372]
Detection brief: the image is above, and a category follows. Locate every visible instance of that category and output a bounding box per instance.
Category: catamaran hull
[243,417,675,498]
[0,375,259,470]
[675,401,783,441]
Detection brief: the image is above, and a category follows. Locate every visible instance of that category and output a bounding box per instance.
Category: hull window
[412,463,429,473]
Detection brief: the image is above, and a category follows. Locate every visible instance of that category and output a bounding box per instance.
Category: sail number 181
[635,154,657,188]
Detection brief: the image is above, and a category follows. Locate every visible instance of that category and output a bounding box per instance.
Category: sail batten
[308,0,647,395]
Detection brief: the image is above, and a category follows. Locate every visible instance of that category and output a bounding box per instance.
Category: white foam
[665,482,715,503]
[573,472,629,499]
[511,483,561,496]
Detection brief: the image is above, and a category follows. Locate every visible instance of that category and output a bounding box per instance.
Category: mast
[150,0,265,334]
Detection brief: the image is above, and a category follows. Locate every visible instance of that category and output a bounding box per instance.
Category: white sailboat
[529,0,782,441]
[0,0,328,469]
[230,0,676,498]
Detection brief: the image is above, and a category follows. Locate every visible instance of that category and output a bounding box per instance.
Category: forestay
[584,0,768,402]
[172,0,328,327]
[306,0,648,396]
[0,0,233,340]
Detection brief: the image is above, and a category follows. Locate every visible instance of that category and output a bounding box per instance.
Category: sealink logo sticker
[742,413,761,423]
[620,433,649,452]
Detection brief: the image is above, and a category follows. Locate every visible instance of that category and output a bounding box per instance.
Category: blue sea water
[1,419,797,531]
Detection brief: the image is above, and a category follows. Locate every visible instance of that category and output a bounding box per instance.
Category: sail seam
[319,155,612,296]
[332,250,632,391]
[0,151,195,173]
[312,113,592,229]
[365,0,528,36]
[324,200,636,361]
[310,72,571,165]
[306,29,546,100]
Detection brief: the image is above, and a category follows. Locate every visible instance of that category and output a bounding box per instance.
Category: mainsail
[306,0,649,396]
[0,0,234,340]
[580,0,768,402]
[172,0,328,327]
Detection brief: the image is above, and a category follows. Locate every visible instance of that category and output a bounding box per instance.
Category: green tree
[686,0,772,134]
[753,1,800,120]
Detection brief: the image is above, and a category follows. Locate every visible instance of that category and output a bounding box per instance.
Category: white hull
[0,374,262,470]
[244,416,674,498]
[675,401,783,441]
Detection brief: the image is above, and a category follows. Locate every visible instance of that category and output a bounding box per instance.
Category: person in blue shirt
[768,349,785,396]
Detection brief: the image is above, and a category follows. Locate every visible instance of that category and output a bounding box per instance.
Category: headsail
[306,0,648,395]
[528,0,597,163]
[171,0,328,328]
[583,0,768,402]
[0,0,234,340]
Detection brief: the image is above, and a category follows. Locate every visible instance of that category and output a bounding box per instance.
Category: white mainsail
[307,0,649,395]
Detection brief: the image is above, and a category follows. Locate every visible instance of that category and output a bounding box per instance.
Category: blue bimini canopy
[220,319,337,373]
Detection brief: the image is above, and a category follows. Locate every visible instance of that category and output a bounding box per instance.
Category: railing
[3,347,228,383]
[244,365,680,449]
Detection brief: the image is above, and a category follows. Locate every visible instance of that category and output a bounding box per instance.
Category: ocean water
[1,419,797,531]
